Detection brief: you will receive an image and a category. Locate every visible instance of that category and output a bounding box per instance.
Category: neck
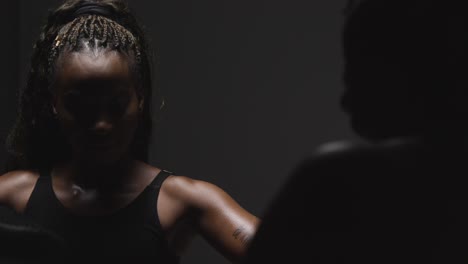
[57,154,137,191]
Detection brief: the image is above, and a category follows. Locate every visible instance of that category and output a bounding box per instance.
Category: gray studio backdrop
[0,0,357,263]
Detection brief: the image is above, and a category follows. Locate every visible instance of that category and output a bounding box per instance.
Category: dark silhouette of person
[0,0,259,263]
[244,0,468,263]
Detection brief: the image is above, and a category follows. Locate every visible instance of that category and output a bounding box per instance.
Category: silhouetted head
[6,0,158,170]
[341,0,468,141]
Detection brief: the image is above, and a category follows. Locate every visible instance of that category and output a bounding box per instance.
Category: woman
[0,0,258,262]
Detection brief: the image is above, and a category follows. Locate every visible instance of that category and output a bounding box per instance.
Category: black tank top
[23,169,180,263]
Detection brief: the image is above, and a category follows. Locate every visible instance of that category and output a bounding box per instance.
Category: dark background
[0,1,357,263]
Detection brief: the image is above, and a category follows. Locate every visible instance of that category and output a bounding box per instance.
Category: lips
[84,134,116,148]
[91,142,114,148]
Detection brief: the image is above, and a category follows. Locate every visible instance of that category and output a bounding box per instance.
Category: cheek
[55,105,81,136]
[120,112,140,135]
[115,100,141,139]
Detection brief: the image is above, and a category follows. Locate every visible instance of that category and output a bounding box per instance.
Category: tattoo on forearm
[233,227,252,245]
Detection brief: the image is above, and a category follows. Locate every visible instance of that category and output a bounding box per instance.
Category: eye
[63,91,96,117]
[109,96,129,116]
[63,92,82,112]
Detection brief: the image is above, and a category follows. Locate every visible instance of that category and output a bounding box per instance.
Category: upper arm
[0,171,39,212]
[163,176,260,262]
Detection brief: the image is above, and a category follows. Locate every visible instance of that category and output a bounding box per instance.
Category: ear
[138,98,144,113]
[52,96,58,115]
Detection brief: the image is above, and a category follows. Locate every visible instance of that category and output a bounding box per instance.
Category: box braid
[5,0,157,172]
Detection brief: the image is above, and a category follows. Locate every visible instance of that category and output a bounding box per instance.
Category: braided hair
[5,0,157,172]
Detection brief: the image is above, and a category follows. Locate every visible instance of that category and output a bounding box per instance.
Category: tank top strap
[148,169,173,190]
[24,168,59,217]
[34,168,54,194]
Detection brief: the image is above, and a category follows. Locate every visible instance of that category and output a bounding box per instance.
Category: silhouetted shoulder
[245,137,468,263]
[0,170,39,212]
[314,137,423,161]
[294,137,429,179]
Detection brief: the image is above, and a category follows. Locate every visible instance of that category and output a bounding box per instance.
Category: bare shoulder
[0,170,39,193]
[0,170,39,211]
[162,175,232,208]
[162,175,208,198]
[134,162,211,205]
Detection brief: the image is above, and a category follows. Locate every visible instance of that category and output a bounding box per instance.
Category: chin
[351,118,390,142]
[76,147,129,165]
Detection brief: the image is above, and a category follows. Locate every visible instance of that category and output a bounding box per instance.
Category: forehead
[54,51,134,93]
